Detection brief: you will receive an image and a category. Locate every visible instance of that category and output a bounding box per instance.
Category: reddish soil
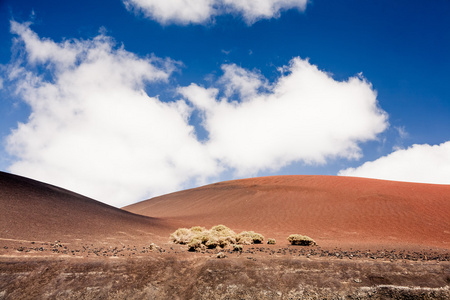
[124,175,450,250]
[1,172,449,299]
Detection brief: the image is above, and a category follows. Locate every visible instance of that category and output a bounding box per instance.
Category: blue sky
[0,0,449,207]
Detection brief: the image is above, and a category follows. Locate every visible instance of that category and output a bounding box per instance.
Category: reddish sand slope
[124,176,450,250]
[0,171,171,245]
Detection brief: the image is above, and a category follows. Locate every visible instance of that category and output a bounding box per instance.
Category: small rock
[217,252,226,259]
[149,243,161,251]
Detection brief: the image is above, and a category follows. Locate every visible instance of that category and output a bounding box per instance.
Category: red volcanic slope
[0,171,171,244]
[124,176,450,250]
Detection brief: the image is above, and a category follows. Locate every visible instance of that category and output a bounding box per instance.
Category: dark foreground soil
[1,243,449,299]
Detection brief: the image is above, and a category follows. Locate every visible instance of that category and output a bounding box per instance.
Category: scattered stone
[149,243,161,251]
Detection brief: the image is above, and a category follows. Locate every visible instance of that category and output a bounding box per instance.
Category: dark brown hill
[0,171,171,245]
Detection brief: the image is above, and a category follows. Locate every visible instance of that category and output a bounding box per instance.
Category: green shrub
[267,238,276,245]
[287,234,316,246]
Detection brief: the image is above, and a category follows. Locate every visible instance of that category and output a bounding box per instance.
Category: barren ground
[1,172,449,299]
[1,247,449,299]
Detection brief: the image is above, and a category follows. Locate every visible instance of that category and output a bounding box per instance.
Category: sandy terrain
[1,171,449,299]
[125,175,450,250]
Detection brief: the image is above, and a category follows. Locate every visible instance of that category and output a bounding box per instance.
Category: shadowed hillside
[0,171,172,245]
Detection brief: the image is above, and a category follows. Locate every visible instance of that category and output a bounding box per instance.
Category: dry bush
[267,238,276,245]
[187,239,204,252]
[287,234,316,246]
[208,225,236,248]
[232,244,243,252]
[195,233,211,244]
[170,228,192,244]
[170,225,264,251]
[236,236,253,245]
[210,225,236,237]
[205,237,219,249]
[237,231,264,244]
[218,236,235,248]
[190,226,207,233]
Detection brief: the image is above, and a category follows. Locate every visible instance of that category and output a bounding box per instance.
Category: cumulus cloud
[180,59,388,175]
[123,0,216,25]
[5,21,217,207]
[219,64,268,100]
[223,0,308,24]
[338,142,450,184]
[4,22,389,206]
[123,0,308,25]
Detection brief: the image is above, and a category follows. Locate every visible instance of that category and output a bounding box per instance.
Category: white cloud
[223,0,308,24]
[219,64,268,100]
[5,21,217,207]
[4,22,389,206]
[123,0,216,25]
[180,58,388,175]
[395,126,408,140]
[338,142,450,184]
[123,0,308,25]
[392,125,409,151]
[10,21,79,70]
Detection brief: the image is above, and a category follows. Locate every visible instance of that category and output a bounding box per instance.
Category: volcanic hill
[125,175,450,250]
[0,171,170,246]
[1,171,449,250]
[1,172,450,299]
